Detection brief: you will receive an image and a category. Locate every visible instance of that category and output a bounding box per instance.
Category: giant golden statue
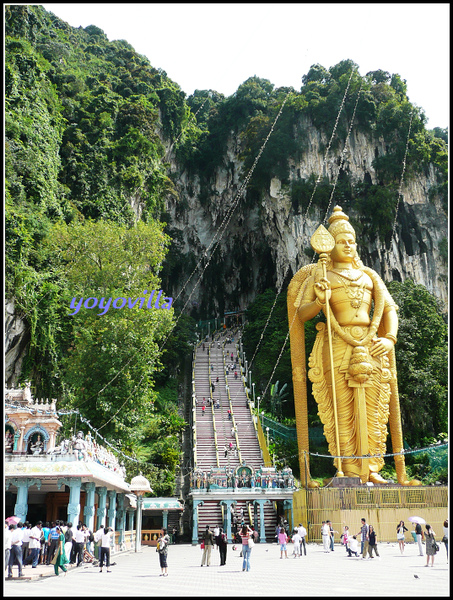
[288,206,420,487]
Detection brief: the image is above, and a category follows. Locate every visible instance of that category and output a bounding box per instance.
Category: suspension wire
[388,109,414,250]
[238,69,362,411]
[88,90,293,431]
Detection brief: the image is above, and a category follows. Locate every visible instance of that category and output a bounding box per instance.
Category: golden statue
[288,206,420,487]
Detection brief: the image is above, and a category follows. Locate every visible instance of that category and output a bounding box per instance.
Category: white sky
[39,3,450,129]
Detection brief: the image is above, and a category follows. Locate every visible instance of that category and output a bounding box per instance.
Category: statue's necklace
[332,268,363,282]
[334,270,366,309]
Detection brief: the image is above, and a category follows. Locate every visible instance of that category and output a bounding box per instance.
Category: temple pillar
[162,509,168,530]
[82,482,96,532]
[57,477,81,525]
[7,478,41,523]
[192,500,203,545]
[116,493,126,548]
[220,500,235,543]
[96,486,107,530]
[107,490,117,530]
[254,499,268,543]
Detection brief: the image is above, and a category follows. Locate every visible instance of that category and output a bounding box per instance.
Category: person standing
[46,521,59,565]
[53,525,69,576]
[278,526,288,559]
[414,521,424,556]
[73,523,85,566]
[200,525,214,567]
[297,523,307,556]
[291,529,301,558]
[23,521,42,568]
[41,521,50,564]
[64,522,74,563]
[340,526,348,553]
[321,521,331,553]
[5,522,12,575]
[327,520,338,551]
[157,528,170,576]
[21,522,31,563]
[95,526,113,573]
[424,524,437,567]
[356,518,369,558]
[240,524,253,571]
[218,527,228,566]
[368,525,380,558]
[7,524,23,578]
[396,520,408,554]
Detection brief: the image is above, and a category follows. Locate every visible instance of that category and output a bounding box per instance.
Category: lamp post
[252,383,255,404]
[266,427,270,447]
[130,473,152,553]
[257,396,261,416]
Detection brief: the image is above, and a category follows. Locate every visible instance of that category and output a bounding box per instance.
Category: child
[291,530,302,557]
[348,535,359,557]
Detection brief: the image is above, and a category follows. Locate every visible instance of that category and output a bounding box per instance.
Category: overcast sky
[40,3,449,129]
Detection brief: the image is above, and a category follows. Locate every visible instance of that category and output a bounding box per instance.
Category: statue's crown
[328,205,356,239]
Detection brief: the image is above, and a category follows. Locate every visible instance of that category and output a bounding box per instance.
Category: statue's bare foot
[399,478,422,486]
[307,480,320,488]
[369,472,388,484]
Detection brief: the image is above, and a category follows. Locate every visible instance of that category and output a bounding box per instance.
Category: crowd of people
[5,518,115,578]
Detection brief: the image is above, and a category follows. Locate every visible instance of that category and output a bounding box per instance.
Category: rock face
[165,121,448,316]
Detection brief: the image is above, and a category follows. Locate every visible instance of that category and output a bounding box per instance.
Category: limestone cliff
[164,119,448,317]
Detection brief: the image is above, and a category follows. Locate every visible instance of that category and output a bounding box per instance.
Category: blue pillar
[127,508,135,532]
[255,499,267,543]
[8,478,41,523]
[220,500,235,543]
[283,499,294,532]
[96,486,108,530]
[116,493,126,548]
[162,509,168,530]
[192,500,203,544]
[107,490,117,530]
[57,477,81,526]
[83,482,96,532]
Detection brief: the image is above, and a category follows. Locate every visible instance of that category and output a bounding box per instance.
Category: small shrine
[5,383,62,455]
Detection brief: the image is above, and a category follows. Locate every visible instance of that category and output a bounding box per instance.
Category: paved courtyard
[4,541,449,597]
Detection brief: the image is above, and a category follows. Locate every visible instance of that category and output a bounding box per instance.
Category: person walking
[321,521,330,553]
[239,524,253,571]
[41,522,50,564]
[356,518,369,558]
[95,526,113,573]
[52,525,69,576]
[414,521,424,556]
[157,528,170,576]
[368,525,380,558]
[52,525,69,577]
[442,519,448,560]
[218,527,228,566]
[278,526,288,559]
[23,521,42,568]
[200,525,214,567]
[7,524,23,578]
[424,524,437,567]
[396,520,408,554]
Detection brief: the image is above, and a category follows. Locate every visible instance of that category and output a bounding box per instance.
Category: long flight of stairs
[193,330,278,541]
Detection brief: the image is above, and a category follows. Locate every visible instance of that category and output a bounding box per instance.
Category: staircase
[192,330,278,541]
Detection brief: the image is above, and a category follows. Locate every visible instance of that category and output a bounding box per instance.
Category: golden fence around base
[292,486,448,543]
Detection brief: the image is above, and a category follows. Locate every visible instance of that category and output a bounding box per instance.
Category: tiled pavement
[4,542,449,597]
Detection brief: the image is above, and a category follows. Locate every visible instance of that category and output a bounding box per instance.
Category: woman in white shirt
[95,526,113,573]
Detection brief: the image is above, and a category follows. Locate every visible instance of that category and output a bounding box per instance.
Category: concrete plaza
[4,541,449,597]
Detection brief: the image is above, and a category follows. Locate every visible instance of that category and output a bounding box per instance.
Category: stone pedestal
[324,476,362,487]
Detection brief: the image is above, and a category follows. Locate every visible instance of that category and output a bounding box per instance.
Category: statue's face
[331,232,356,263]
